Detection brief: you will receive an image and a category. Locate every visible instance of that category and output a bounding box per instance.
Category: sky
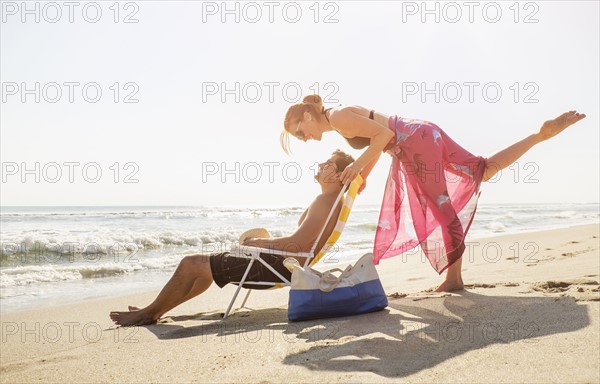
[1,0,598,208]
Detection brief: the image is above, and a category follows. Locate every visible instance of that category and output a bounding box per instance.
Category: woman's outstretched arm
[332,110,394,185]
[357,152,382,193]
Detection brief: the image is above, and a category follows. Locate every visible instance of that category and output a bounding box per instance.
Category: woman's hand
[358,178,366,194]
[339,162,362,186]
[539,110,586,141]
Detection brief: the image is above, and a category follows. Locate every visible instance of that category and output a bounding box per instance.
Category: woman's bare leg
[436,111,586,292]
[483,111,586,181]
[436,255,463,292]
[110,254,214,325]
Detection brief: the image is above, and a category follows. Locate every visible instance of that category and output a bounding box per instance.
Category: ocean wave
[0,206,310,219]
[344,240,374,248]
[0,231,240,256]
[553,211,577,219]
[278,208,304,216]
[348,223,378,232]
[0,254,184,287]
[485,221,507,233]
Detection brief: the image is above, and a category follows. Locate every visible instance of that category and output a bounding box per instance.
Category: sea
[1,203,598,312]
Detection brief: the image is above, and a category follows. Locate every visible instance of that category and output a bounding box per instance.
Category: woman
[280,95,586,292]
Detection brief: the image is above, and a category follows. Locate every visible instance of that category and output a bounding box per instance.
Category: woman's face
[291,112,322,142]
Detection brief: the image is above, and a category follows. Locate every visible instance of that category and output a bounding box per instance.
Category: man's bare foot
[539,110,586,140]
[110,310,157,326]
[435,279,465,292]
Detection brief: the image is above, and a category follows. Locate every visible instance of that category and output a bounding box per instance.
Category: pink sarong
[373,116,487,274]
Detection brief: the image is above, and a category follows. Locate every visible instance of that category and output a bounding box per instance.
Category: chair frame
[222,175,363,319]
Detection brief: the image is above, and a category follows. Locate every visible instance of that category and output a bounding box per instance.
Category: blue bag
[284,253,388,321]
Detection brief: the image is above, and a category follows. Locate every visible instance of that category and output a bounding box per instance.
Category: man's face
[315,155,340,185]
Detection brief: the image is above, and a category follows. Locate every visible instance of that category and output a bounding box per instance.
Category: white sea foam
[1,203,598,311]
[485,221,507,233]
[0,231,241,256]
[0,253,183,288]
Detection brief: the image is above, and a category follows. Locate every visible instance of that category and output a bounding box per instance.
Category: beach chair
[223,174,364,319]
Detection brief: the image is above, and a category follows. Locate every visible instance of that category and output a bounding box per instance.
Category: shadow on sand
[140,291,589,378]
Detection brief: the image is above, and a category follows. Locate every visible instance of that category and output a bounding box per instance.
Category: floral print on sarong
[373,116,487,274]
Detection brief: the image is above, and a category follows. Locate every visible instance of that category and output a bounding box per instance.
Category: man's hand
[241,237,258,246]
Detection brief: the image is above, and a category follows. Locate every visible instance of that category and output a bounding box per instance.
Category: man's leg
[110,254,214,326]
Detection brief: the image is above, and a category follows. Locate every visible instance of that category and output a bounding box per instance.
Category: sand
[1,224,599,383]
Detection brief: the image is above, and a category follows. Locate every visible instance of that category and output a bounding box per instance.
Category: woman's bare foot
[539,110,586,140]
[435,278,464,292]
[110,309,157,326]
[436,257,464,292]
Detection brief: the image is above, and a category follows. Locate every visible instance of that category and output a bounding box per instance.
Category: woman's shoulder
[330,105,369,115]
[328,105,371,123]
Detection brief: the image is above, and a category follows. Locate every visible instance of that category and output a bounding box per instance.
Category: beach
[2,0,598,382]
[1,223,598,383]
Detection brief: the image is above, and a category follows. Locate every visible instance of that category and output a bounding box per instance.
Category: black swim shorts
[209,251,292,290]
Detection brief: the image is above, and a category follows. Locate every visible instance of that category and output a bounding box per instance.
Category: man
[110,150,355,326]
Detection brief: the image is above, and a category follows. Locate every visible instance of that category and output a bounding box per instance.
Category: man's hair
[332,149,355,172]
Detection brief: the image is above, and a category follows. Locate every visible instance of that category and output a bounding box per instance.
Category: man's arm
[243,195,334,253]
[297,208,308,226]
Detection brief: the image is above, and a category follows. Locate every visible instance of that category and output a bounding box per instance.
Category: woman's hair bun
[302,94,323,108]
